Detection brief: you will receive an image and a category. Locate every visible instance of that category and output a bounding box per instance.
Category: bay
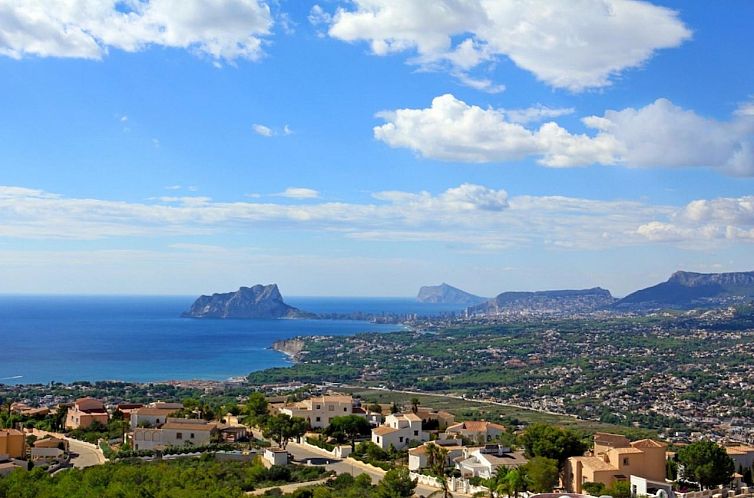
[0,295,463,385]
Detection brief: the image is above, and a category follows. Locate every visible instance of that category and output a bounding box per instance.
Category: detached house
[371,413,429,450]
[445,420,506,443]
[132,418,217,451]
[565,432,667,494]
[65,397,109,430]
[279,395,360,429]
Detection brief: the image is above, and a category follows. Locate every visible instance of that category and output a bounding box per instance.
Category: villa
[65,397,109,430]
[131,417,217,451]
[371,413,429,450]
[445,420,506,443]
[565,433,667,494]
[278,395,360,429]
[456,445,528,479]
[0,429,26,459]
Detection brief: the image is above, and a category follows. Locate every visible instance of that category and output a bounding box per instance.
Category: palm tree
[426,443,452,498]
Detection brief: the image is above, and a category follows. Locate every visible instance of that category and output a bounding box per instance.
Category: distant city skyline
[0,0,752,297]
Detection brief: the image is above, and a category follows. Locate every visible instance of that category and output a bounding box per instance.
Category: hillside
[416,283,487,306]
[182,284,311,319]
[468,287,615,315]
[615,271,754,310]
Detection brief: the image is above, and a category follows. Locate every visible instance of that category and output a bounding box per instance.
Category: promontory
[182,284,311,319]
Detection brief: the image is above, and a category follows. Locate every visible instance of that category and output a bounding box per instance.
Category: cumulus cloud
[0,0,273,63]
[638,197,754,243]
[325,0,691,91]
[374,94,619,166]
[276,188,320,199]
[375,94,754,176]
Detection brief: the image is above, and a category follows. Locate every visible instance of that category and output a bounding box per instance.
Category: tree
[678,440,735,489]
[505,468,527,498]
[263,414,308,449]
[368,403,382,414]
[245,392,269,427]
[326,415,372,451]
[410,398,420,414]
[376,467,417,498]
[426,443,452,498]
[518,424,587,469]
[605,480,631,498]
[523,457,559,493]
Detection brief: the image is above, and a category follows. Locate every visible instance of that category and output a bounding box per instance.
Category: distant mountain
[182,284,311,319]
[469,288,615,315]
[615,271,754,310]
[416,283,487,306]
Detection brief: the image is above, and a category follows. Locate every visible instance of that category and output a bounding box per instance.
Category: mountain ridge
[416,283,487,306]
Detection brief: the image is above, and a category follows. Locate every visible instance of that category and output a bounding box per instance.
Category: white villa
[456,445,528,479]
[371,413,429,450]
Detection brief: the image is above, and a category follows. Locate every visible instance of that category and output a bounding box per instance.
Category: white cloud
[0,0,273,63]
[637,196,754,243]
[325,0,691,91]
[374,94,619,166]
[375,94,754,176]
[252,123,274,137]
[276,188,320,199]
[0,183,672,251]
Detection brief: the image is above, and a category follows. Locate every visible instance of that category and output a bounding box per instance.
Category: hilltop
[416,283,487,306]
[182,284,311,319]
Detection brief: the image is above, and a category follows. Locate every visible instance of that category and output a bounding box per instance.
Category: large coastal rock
[416,283,487,306]
[469,288,615,315]
[615,270,754,310]
[182,284,310,319]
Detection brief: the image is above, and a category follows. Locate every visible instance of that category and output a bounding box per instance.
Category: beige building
[565,433,667,494]
[445,420,506,443]
[0,429,26,459]
[408,440,464,471]
[279,395,358,429]
[65,397,109,430]
[132,418,217,451]
[726,445,754,472]
[130,406,180,430]
[371,413,429,450]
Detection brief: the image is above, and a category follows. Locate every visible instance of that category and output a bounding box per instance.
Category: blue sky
[0,0,752,297]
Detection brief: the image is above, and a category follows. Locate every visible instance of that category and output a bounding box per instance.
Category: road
[285,441,471,497]
[68,438,107,468]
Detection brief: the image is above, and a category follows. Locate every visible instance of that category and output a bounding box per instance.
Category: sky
[0,0,752,297]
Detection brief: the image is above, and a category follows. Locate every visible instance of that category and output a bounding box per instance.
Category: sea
[0,295,465,385]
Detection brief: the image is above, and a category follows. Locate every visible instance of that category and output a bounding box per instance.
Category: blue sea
[0,296,463,385]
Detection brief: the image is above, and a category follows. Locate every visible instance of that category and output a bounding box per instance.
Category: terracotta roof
[0,429,24,436]
[447,421,504,432]
[610,447,644,455]
[161,422,216,432]
[571,455,615,472]
[631,439,667,449]
[373,426,400,436]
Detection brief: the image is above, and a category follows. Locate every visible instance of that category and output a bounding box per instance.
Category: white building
[371,413,429,450]
[263,448,289,466]
[408,440,464,471]
[456,445,528,479]
[132,418,217,451]
[445,421,506,443]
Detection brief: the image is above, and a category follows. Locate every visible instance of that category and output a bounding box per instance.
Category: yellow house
[0,429,26,458]
[565,433,667,493]
[65,397,110,430]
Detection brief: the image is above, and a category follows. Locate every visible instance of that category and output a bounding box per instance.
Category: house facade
[65,397,109,430]
[130,407,180,430]
[132,418,217,451]
[565,433,667,494]
[371,413,429,450]
[456,445,528,479]
[445,420,506,443]
[279,395,358,429]
[0,429,25,458]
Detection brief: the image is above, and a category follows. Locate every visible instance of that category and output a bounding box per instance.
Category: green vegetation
[324,415,372,450]
[263,414,308,449]
[0,457,330,498]
[678,440,735,488]
[519,423,588,469]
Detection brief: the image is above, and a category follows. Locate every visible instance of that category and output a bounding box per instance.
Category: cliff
[182,284,311,319]
[615,270,754,310]
[416,283,486,306]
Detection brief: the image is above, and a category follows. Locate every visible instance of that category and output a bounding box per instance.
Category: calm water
[0,295,463,385]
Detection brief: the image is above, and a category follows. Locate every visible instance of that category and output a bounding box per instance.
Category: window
[328,405,334,411]
[190,433,195,439]
[399,437,404,443]
[414,431,419,436]
[316,405,321,410]
[344,407,347,412]
[623,457,630,466]
[176,432,182,440]
[316,417,321,422]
